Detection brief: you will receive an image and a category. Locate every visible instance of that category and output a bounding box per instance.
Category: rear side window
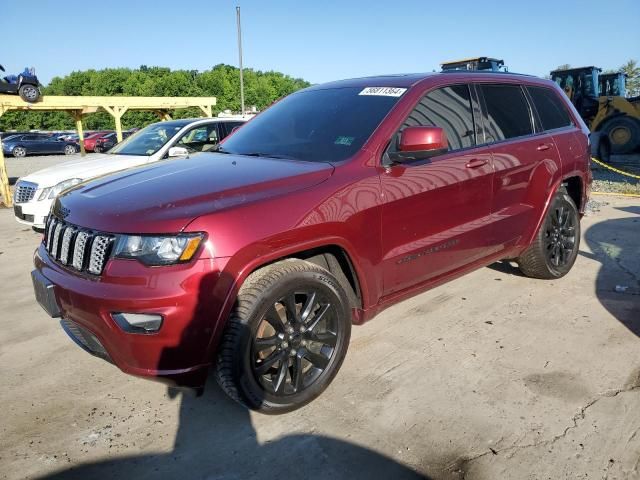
[402,84,476,151]
[479,84,533,142]
[527,86,573,131]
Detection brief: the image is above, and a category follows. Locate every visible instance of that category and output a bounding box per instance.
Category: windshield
[108,123,185,156]
[219,86,405,162]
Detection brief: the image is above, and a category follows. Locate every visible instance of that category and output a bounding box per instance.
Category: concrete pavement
[0,196,638,479]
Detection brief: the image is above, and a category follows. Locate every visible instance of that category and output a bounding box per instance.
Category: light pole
[236,6,245,115]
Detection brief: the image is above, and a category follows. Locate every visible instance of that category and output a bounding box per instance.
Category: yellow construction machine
[550,66,640,159]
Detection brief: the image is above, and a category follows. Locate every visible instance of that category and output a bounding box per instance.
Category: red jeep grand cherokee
[32,72,591,413]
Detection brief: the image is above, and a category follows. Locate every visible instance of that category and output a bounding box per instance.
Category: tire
[215,258,352,414]
[94,145,102,153]
[12,146,26,158]
[597,137,611,163]
[517,187,580,279]
[64,145,76,155]
[18,84,39,103]
[600,116,640,155]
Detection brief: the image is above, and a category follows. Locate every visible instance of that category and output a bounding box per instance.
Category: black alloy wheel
[215,259,352,413]
[543,203,576,268]
[251,289,339,396]
[517,186,581,279]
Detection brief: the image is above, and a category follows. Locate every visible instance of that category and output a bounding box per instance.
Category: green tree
[620,59,640,96]
[0,65,310,131]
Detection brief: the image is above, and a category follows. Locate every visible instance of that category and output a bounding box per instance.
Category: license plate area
[31,270,62,318]
[14,205,23,219]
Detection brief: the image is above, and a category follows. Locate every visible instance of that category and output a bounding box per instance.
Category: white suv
[13,116,249,228]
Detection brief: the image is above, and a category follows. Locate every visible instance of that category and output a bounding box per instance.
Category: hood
[54,153,334,233]
[20,153,151,187]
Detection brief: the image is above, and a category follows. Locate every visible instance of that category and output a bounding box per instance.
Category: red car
[32,72,591,413]
[82,131,113,152]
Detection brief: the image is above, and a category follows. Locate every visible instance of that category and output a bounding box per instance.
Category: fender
[522,172,585,249]
[520,158,562,248]
[202,234,370,365]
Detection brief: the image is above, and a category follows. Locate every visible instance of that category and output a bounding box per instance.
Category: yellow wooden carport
[0,94,216,207]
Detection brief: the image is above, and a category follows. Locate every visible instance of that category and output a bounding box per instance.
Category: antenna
[236,6,245,116]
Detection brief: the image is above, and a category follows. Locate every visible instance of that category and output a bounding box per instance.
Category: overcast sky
[3,0,639,85]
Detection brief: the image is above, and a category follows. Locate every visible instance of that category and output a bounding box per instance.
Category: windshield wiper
[241,152,299,160]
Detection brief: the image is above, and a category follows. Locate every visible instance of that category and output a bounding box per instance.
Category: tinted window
[479,85,533,142]
[401,85,476,151]
[220,87,404,162]
[527,86,573,131]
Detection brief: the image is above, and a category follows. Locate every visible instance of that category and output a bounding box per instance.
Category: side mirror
[168,146,189,158]
[389,126,448,163]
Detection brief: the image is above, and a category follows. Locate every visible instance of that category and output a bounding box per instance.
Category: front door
[380,84,494,296]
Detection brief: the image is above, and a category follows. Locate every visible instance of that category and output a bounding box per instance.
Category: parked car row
[21,71,591,414]
[2,133,79,157]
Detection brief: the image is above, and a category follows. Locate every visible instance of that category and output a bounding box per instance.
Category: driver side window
[176,124,219,152]
[402,84,477,151]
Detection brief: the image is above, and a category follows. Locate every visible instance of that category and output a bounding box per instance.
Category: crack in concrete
[449,383,640,479]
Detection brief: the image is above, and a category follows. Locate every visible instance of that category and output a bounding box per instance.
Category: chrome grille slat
[14,181,38,203]
[50,223,63,259]
[72,231,89,271]
[88,236,112,275]
[45,217,56,250]
[45,217,113,275]
[59,227,76,265]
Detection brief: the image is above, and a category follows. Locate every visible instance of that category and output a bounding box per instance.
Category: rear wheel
[18,84,39,102]
[215,259,351,414]
[517,187,580,279]
[600,116,640,155]
[64,145,76,155]
[12,146,26,158]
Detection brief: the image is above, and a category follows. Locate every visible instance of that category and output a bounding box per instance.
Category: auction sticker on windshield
[359,87,407,97]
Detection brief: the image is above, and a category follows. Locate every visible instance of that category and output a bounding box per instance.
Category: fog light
[112,313,163,334]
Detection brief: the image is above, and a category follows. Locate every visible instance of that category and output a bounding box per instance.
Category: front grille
[44,216,114,275]
[14,181,38,203]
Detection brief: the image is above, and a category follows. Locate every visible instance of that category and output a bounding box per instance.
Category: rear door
[525,85,582,176]
[477,83,562,248]
[380,84,494,296]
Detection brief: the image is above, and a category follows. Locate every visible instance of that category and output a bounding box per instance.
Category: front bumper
[33,244,230,388]
[14,199,51,228]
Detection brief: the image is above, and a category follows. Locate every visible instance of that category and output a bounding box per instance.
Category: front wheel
[215,259,351,414]
[12,146,26,158]
[18,84,40,103]
[64,145,77,155]
[517,186,580,279]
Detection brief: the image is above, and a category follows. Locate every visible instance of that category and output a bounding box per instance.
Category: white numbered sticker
[358,87,407,97]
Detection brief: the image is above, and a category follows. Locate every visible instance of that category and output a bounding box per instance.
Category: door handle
[465,158,488,168]
[536,144,551,151]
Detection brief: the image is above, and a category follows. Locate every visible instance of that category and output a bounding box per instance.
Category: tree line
[0,64,310,131]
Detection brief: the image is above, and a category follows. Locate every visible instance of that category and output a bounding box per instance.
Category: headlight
[113,233,204,266]
[38,178,82,201]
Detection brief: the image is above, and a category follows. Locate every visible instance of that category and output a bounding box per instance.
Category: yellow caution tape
[591,157,640,180]
[591,191,640,198]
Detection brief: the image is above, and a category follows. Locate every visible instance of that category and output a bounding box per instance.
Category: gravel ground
[591,154,640,195]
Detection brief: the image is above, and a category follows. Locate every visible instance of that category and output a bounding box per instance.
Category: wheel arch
[523,174,585,248]
[205,239,369,366]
